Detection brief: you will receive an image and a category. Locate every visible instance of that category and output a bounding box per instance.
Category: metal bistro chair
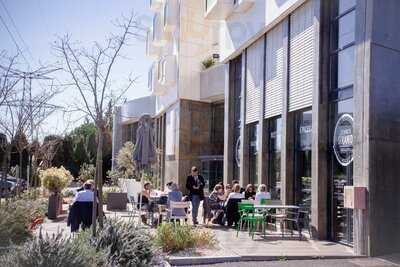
[281,208,302,240]
[168,201,190,224]
[237,202,266,239]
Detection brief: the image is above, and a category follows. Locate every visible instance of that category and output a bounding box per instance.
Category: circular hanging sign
[333,114,354,166]
[235,136,241,168]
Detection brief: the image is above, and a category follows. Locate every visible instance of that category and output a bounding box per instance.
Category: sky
[0,0,153,137]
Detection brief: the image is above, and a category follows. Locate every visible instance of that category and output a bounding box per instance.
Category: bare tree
[0,52,20,107]
[54,12,141,234]
[0,75,59,190]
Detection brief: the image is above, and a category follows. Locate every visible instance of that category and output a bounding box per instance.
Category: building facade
[217,0,400,257]
[146,0,226,192]
[113,0,400,257]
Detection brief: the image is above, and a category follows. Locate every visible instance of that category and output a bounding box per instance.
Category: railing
[206,0,217,13]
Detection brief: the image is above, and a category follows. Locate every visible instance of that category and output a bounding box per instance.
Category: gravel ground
[177,258,399,267]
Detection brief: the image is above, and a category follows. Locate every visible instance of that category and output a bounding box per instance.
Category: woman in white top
[255,184,271,203]
[226,184,245,202]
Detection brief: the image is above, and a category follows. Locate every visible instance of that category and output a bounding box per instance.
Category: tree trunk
[92,126,104,236]
[1,144,11,206]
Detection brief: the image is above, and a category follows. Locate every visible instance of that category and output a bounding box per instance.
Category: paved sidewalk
[168,226,357,266]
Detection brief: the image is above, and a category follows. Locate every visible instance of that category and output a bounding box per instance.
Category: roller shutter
[245,37,264,124]
[264,20,286,118]
[289,1,314,112]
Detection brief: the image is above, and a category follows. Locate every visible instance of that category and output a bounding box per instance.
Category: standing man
[186,166,205,225]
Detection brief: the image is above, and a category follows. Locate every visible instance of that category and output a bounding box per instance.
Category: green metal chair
[236,202,266,239]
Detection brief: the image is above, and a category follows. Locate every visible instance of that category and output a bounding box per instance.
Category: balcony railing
[204,0,234,20]
[205,0,254,19]
[200,64,226,101]
[206,0,217,13]
[150,0,163,12]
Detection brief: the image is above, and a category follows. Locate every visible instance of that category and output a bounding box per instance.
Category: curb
[168,254,366,266]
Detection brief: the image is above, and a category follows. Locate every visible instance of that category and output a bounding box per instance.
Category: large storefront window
[230,57,242,180]
[294,110,312,212]
[329,0,356,245]
[248,123,259,185]
[268,117,282,199]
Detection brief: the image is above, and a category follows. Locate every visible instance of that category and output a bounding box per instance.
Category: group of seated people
[138,179,273,227]
[207,181,272,227]
[138,180,188,225]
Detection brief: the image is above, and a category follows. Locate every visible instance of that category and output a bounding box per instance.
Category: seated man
[68,180,94,232]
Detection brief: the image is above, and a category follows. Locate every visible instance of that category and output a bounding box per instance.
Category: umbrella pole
[138,167,143,226]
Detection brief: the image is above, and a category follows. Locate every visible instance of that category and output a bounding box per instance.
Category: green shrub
[61,187,76,198]
[201,57,215,69]
[73,230,107,266]
[154,223,216,253]
[96,219,157,267]
[0,199,47,247]
[78,163,96,182]
[0,232,91,267]
[40,166,73,193]
[116,142,135,179]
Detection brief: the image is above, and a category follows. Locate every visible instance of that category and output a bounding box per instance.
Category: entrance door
[331,161,353,244]
[200,156,223,193]
[329,100,354,245]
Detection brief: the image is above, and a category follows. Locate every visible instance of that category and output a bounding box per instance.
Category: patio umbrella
[132,114,156,224]
[132,114,156,170]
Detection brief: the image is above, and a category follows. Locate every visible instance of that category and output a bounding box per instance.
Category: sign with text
[333,114,354,166]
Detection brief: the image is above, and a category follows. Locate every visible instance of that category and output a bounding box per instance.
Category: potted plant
[106,187,127,211]
[40,166,72,219]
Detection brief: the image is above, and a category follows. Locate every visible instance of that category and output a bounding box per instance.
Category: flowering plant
[40,166,73,193]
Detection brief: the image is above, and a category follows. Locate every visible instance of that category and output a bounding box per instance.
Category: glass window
[337,46,355,89]
[339,0,356,14]
[295,110,312,212]
[338,11,355,49]
[268,117,282,199]
[248,123,259,185]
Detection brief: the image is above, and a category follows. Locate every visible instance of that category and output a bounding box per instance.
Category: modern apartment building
[215,0,400,257]
[146,0,225,192]
[112,0,400,257]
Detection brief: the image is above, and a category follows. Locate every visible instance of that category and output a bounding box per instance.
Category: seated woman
[225,184,244,227]
[206,184,226,224]
[209,184,225,210]
[224,184,232,199]
[244,184,256,200]
[138,182,154,224]
[255,184,271,203]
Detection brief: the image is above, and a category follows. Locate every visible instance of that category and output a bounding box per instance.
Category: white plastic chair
[123,180,142,221]
[168,201,189,224]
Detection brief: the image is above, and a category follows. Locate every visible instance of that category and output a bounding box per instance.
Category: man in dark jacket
[186,166,205,225]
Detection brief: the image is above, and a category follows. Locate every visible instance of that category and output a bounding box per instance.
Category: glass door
[331,160,353,244]
[201,156,223,193]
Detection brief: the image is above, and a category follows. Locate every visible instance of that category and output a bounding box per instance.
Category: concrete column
[239,52,249,187]
[280,19,294,205]
[223,63,234,186]
[310,0,329,240]
[354,0,400,256]
[258,36,269,186]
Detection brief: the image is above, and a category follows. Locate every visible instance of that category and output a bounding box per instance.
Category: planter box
[106,192,127,211]
[48,194,62,220]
